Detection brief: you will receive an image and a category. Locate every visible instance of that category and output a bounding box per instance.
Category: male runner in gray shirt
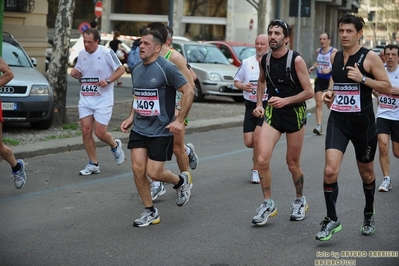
[121,29,194,227]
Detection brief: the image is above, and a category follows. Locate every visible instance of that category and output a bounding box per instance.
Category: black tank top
[261,50,304,108]
[331,47,374,115]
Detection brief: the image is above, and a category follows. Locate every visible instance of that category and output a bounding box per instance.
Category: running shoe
[176,171,192,207]
[361,210,375,236]
[378,177,392,192]
[251,169,260,184]
[133,208,161,227]
[186,143,199,170]
[316,217,342,241]
[151,182,166,201]
[313,125,323,135]
[79,162,100,176]
[252,200,278,225]
[12,159,27,189]
[112,139,125,165]
[290,196,309,221]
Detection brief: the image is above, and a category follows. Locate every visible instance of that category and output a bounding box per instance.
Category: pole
[296,0,301,52]
[0,0,4,56]
[168,0,174,28]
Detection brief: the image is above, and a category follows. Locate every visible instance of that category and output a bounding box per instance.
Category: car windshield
[3,41,32,67]
[185,44,230,64]
[233,46,256,60]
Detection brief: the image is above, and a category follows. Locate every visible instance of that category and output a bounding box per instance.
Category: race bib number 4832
[133,88,161,116]
[80,77,100,96]
[330,83,361,112]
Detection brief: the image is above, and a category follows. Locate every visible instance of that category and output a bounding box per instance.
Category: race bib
[248,79,267,101]
[133,88,161,116]
[80,78,101,96]
[378,94,399,110]
[330,83,361,112]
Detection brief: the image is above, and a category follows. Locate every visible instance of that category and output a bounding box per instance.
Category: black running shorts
[264,104,307,133]
[377,117,399,143]
[243,100,267,133]
[127,130,174,161]
[325,111,377,163]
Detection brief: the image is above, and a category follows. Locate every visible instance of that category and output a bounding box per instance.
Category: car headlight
[30,85,50,95]
[209,73,222,81]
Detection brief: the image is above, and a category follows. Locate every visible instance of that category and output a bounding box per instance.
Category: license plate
[1,102,17,110]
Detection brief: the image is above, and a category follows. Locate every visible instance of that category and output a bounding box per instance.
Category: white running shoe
[12,159,27,189]
[151,182,166,201]
[251,170,260,184]
[186,143,199,170]
[378,177,392,192]
[313,125,323,135]
[79,162,100,176]
[252,200,278,225]
[133,208,161,227]
[290,196,309,221]
[176,172,192,207]
[112,139,125,165]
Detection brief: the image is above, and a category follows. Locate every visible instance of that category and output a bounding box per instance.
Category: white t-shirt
[234,55,267,102]
[376,66,399,120]
[75,45,122,109]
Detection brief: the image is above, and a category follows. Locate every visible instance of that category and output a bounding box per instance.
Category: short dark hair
[268,19,291,38]
[90,21,97,28]
[141,29,163,46]
[384,44,399,55]
[337,13,364,32]
[139,25,147,35]
[83,28,100,41]
[166,26,173,39]
[147,22,168,44]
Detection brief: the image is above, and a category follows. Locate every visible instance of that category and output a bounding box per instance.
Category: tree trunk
[48,0,76,126]
[257,0,266,36]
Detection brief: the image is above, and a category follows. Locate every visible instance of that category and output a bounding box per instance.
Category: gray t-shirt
[131,56,187,137]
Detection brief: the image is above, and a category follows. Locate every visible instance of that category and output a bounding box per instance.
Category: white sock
[185,146,191,155]
[152,181,161,187]
[384,176,390,180]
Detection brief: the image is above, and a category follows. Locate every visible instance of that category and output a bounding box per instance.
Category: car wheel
[30,112,54,130]
[193,80,205,102]
[232,96,244,102]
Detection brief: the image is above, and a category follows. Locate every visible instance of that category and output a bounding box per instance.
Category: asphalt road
[1,108,398,265]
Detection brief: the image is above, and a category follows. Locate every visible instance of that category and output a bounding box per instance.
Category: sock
[263,198,272,205]
[296,196,305,203]
[145,206,156,213]
[324,182,338,221]
[363,180,375,215]
[173,175,184,189]
[11,162,21,172]
[185,146,191,155]
[384,176,390,180]
[152,181,161,187]
[111,142,118,151]
[89,161,99,166]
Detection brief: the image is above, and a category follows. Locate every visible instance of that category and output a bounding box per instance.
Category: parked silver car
[1,32,54,129]
[172,41,242,102]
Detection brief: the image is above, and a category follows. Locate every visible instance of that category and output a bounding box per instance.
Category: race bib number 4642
[80,77,100,96]
[133,88,161,116]
[330,83,361,112]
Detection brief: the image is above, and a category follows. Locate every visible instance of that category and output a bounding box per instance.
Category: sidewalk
[12,97,316,159]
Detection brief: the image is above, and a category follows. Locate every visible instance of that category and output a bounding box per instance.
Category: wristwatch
[361,75,367,84]
[106,78,111,84]
[176,105,181,110]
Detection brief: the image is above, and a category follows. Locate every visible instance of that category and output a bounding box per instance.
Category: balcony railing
[4,0,35,13]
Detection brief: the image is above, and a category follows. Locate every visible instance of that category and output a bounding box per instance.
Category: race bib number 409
[330,83,361,112]
[80,77,100,96]
[133,88,161,116]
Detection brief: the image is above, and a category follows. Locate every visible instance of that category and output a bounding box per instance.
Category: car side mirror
[31,58,37,67]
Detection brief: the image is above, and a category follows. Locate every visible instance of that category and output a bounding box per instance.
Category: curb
[13,100,315,159]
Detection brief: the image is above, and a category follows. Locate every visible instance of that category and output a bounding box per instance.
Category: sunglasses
[271,19,288,30]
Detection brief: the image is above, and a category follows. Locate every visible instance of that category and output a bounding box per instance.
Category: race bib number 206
[133,88,161,116]
[330,83,361,112]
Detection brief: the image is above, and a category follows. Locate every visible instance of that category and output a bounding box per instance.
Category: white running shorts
[78,105,113,126]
